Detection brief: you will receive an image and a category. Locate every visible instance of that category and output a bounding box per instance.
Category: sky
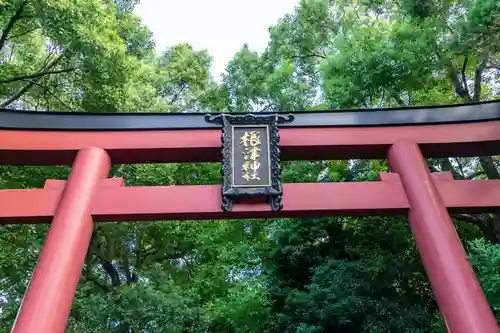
[134,0,299,81]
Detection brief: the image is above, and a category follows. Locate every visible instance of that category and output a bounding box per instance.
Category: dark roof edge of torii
[0,99,499,131]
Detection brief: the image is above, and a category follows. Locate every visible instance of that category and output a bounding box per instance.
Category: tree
[222,43,316,113]
[0,0,158,112]
[155,43,221,112]
[253,1,500,332]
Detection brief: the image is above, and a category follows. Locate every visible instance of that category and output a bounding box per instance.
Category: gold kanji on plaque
[240,131,261,182]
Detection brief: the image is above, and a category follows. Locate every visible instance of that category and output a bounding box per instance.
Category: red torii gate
[2,101,500,333]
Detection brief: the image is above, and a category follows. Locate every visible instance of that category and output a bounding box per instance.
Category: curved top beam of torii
[0,100,499,165]
[1,99,500,130]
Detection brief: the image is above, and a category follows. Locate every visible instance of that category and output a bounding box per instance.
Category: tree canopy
[0,0,499,332]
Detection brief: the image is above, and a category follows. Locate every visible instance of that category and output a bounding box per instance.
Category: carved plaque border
[205,113,294,212]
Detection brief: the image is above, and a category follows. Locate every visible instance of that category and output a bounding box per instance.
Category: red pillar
[388,140,498,333]
[12,147,111,333]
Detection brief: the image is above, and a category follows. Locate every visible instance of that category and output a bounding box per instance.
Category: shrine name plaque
[205,113,294,212]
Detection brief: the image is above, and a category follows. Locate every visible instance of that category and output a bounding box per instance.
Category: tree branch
[445,22,454,34]
[135,233,143,269]
[168,84,187,105]
[407,90,413,106]
[259,102,274,113]
[8,43,16,61]
[41,50,56,68]
[392,93,405,106]
[465,170,486,180]
[426,161,440,173]
[88,233,122,288]
[155,253,188,263]
[1,67,75,84]
[142,248,191,266]
[473,61,487,102]
[0,80,36,108]
[438,158,462,179]
[451,214,483,228]
[454,157,466,179]
[494,158,500,169]
[292,52,326,60]
[449,68,472,103]
[83,273,111,293]
[461,56,469,98]
[100,258,121,287]
[7,26,38,40]
[479,156,500,179]
[486,64,500,71]
[0,52,66,108]
[19,78,75,111]
[0,0,28,52]
[122,255,134,284]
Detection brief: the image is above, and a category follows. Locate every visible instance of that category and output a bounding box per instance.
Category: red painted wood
[91,182,409,221]
[376,172,402,182]
[1,120,500,165]
[379,171,454,182]
[430,171,455,182]
[437,179,500,213]
[44,177,124,189]
[1,178,500,223]
[0,182,408,223]
[12,147,111,333]
[388,141,498,333]
[0,189,59,223]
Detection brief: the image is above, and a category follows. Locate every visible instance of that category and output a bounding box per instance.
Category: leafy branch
[7,26,38,40]
[0,0,28,52]
[19,78,75,111]
[1,67,75,84]
[0,52,71,108]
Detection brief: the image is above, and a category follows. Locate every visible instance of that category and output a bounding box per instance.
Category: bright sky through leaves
[135,0,299,81]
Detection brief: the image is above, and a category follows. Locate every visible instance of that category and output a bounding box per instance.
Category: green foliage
[0,0,499,332]
[264,197,439,332]
[468,238,500,319]
[156,43,219,112]
[223,45,313,112]
[0,0,159,111]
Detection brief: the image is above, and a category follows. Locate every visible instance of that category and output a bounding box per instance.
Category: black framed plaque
[205,113,294,212]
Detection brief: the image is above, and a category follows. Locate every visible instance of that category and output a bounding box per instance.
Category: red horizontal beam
[1,176,500,224]
[1,120,500,165]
